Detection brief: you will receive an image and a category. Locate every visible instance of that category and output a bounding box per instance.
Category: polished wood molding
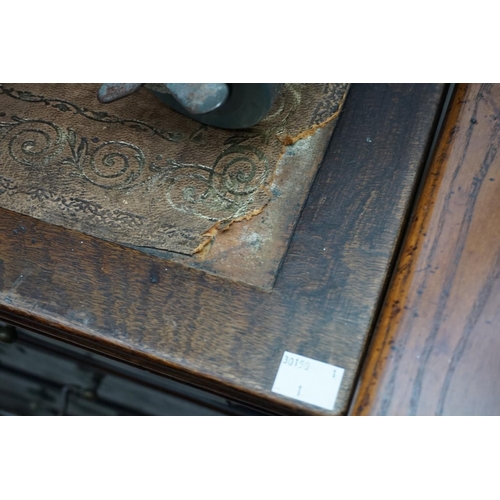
[351,84,500,415]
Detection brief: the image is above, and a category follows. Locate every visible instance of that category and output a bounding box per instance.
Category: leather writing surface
[0,84,347,251]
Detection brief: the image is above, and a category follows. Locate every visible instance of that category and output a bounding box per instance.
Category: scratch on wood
[4,272,26,303]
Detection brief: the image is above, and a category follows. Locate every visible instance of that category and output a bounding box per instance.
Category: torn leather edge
[192,84,351,254]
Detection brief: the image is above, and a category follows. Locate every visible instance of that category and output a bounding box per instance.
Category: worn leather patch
[0,84,348,257]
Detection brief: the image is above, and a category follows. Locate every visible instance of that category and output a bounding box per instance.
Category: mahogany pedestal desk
[4,83,484,416]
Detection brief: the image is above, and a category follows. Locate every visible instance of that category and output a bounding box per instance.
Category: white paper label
[272,351,344,411]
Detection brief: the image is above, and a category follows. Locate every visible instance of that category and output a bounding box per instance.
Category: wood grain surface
[351,84,500,415]
[0,84,445,415]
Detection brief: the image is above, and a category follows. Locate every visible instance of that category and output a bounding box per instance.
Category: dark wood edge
[348,84,469,415]
[347,85,455,414]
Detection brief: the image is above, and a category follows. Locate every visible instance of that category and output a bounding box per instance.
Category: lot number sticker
[272,351,344,411]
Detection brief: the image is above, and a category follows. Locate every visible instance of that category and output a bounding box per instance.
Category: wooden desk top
[352,84,500,415]
[0,84,445,415]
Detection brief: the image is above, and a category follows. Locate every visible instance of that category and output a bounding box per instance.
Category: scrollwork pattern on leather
[0,117,270,222]
[212,145,268,196]
[0,82,349,255]
[1,117,65,168]
[258,84,302,129]
[62,131,147,190]
[87,141,146,189]
[0,84,186,143]
[149,144,268,221]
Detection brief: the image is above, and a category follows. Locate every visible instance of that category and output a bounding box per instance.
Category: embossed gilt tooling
[0,84,348,254]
